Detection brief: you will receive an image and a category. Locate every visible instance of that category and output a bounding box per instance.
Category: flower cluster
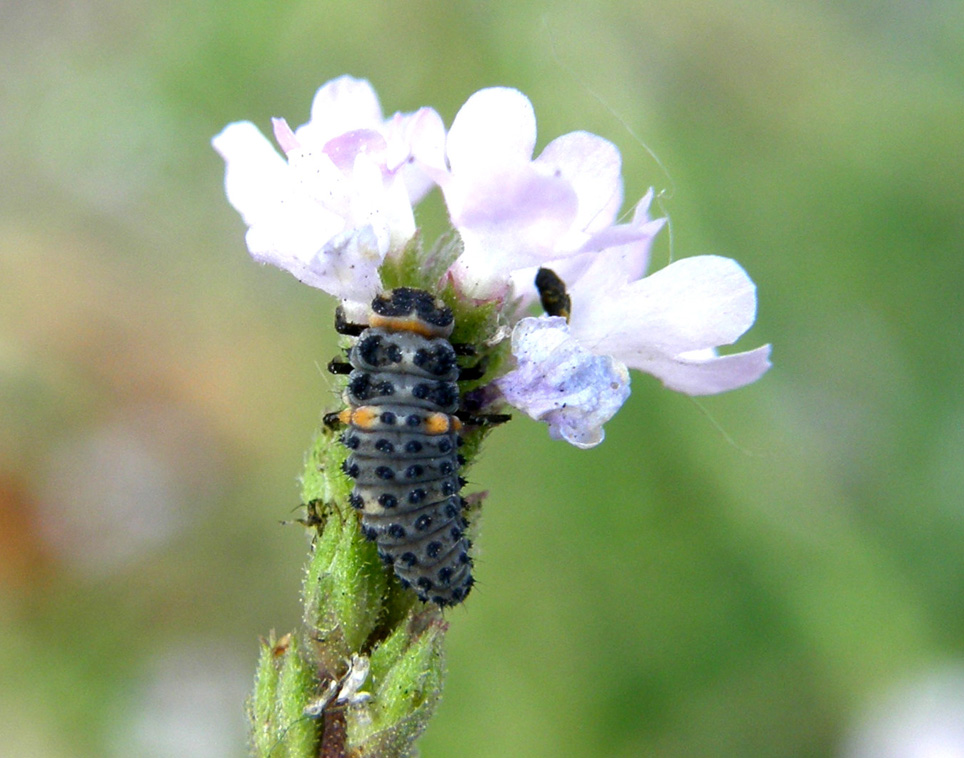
[213,75,770,448]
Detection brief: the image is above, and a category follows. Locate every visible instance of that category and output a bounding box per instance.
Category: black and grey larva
[329,288,473,606]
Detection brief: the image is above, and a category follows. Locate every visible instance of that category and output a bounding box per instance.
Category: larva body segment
[336,288,473,606]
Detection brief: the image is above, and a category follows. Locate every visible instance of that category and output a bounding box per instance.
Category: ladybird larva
[330,288,473,606]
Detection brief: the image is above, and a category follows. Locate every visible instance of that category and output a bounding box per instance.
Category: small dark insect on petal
[535,267,572,321]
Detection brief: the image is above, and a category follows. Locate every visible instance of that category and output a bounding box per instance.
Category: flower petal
[308,227,384,304]
[214,80,419,298]
[506,191,664,310]
[530,191,662,303]
[390,107,446,203]
[632,344,772,395]
[445,87,537,177]
[496,317,631,448]
[345,152,416,251]
[243,197,350,278]
[572,255,759,358]
[299,76,383,146]
[323,129,387,173]
[212,121,292,228]
[215,122,356,282]
[271,117,299,153]
[250,226,383,304]
[535,131,623,236]
[447,167,579,297]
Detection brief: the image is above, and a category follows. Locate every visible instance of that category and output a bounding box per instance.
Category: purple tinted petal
[454,167,576,230]
[564,193,666,301]
[575,218,662,257]
[323,129,387,173]
[447,170,579,297]
[271,117,299,153]
[504,194,663,309]
[496,317,631,448]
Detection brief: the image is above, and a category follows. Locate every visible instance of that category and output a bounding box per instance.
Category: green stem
[246,426,448,758]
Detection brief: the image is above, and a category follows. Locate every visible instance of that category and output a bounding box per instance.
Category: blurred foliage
[2,0,963,756]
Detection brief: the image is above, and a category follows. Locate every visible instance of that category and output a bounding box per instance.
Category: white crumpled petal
[249,225,383,305]
[496,317,631,449]
[307,227,384,304]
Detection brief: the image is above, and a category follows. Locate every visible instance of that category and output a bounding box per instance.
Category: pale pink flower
[212,75,444,304]
[423,87,656,299]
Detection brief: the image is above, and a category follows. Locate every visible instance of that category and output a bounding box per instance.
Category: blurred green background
[3,0,963,756]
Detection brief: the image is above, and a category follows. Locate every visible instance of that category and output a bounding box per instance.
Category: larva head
[369,288,455,339]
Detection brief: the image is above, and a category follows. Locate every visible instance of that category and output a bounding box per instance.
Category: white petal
[259,226,383,302]
[446,87,536,176]
[404,107,447,172]
[300,75,383,145]
[573,255,759,357]
[496,317,631,449]
[390,107,446,203]
[212,121,291,227]
[311,227,384,303]
[285,145,349,213]
[346,153,416,250]
[244,196,345,271]
[632,344,772,395]
[535,131,623,235]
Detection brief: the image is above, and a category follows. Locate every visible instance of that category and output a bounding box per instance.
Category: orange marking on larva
[423,412,453,435]
[368,315,439,338]
[337,408,352,425]
[350,406,379,429]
